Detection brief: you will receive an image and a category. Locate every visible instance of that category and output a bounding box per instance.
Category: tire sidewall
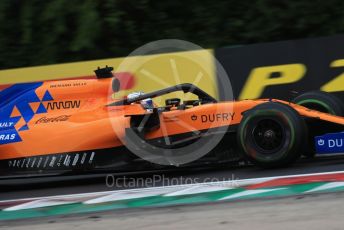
[238,102,306,167]
[293,91,344,116]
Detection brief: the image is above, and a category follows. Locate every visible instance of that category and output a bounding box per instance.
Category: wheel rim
[252,118,285,154]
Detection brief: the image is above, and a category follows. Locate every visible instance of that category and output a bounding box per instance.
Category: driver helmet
[141,98,154,110]
[127,91,154,110]
[127,91,144,101]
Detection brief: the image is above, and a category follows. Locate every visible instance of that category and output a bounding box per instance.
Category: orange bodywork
[1,77,344,162]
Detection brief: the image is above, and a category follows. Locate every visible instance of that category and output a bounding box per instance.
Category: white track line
[1,170,344,205]
[305,182,344,193]
[219,188,286,200]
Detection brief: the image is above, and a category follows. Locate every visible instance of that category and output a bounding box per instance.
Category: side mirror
[184,100,200,106]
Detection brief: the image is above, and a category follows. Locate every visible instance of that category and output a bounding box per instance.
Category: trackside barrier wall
[215,34,344,101]
[1,35,344,101]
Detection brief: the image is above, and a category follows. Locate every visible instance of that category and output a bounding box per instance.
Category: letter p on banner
[239,64,306,99]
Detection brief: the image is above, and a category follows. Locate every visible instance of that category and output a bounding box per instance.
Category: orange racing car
[1,66,344,179]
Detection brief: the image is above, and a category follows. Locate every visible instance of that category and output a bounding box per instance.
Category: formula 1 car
[0,66,344,178]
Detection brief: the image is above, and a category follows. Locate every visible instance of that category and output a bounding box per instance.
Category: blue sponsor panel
[315,132,344,154]
[0,82,43,108]
[0,129,22,145]
[0,82,54,145]
[0,116,20,131]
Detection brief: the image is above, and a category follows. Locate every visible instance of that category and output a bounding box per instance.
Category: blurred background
[0,0,344,69]
[1,2,344,226]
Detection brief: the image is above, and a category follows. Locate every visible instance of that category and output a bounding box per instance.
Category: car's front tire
[237,102,307,168]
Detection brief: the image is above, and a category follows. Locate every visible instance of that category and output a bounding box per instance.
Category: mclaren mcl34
[1,66,344,179]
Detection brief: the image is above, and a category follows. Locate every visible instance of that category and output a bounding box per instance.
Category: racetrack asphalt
[2,190,344,230]
[2,155,344,201]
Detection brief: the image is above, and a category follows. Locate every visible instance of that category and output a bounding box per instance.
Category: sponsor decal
[49,156,57,167]
[46,100,81,110]
[0,129,22,144]
[237,60,344,99]
[191,113,235,123]
[163,116,179,122]
[20,159,25,168]
[315,132,344,154]
[49,82,87,88]
[89,152,95,164]
[239,64,306,99]
[63,155,71,167]
[25,158,31,168]
[56,155,64,167]
[214,35,344,101]
[43,157,49,168]
[37,157,43,168]
[0,122,15,129]
[72,154,80,166]
[0,82,54,144]
[35,115,71,124]
[7,151,97,169]
[80,153,87,164]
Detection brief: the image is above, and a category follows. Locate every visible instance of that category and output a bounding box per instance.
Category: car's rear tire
[292,91,344,116]
[237,102,307,168]
[292,91,344,158]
